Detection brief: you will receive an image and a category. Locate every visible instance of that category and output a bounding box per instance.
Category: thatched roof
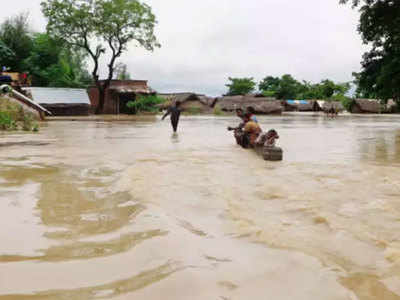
[297,100,322,112]
[216,96,282,114]
[92,80,156,94]
[322,101,344,112]
[158,92,206,103]
[157,92,213,113]
[282,100,298,111]
[198,95,217,107]
[352,99,381,113]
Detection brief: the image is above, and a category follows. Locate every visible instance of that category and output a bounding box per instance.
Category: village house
[297,100,322,112]
[350,99,381,114]
[25,87,91,116]
[216,96,283,114]
[88,80,156,114]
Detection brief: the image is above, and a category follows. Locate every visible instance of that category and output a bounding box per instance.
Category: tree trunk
[95,85,105,115]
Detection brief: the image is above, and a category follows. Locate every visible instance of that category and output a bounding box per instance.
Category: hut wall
[41,103,90,116]
[88,87,118,114]
[282,101,298,112]
[351,103,363,114]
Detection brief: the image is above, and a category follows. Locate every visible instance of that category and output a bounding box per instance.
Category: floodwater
[0,114,399,300]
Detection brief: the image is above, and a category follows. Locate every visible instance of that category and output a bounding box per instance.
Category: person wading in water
[162,101,182,132]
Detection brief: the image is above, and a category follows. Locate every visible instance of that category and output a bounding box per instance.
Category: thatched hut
[350,99,381,114]
[297,100,322,112]
[157,93,213,113]
[217,96,282,114]
[282,100,298,112]
[322,101,345,113]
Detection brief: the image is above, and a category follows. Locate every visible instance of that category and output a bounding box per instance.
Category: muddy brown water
[0,114,399,300]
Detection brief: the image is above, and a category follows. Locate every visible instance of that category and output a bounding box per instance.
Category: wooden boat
[230,128,283,161]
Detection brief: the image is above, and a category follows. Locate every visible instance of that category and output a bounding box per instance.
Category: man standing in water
[162,101,182,132]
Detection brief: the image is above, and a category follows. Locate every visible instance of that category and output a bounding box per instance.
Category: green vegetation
[258,75,350,100]
[126,95,166,114]
[0,97,39,131]
[225,75,350,100]
[226,77,256,96]
[0,13,91,88]
[341,0,400,108]
[26,33,92,87]
[0,13,33,72]
[41,0,160,114]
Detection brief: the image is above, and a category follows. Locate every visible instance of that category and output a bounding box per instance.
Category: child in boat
[162,101,182,132]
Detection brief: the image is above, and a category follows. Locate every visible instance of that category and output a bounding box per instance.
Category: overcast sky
[0,0,365,96]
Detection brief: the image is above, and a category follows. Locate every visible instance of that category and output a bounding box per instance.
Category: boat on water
[230,128,283,161]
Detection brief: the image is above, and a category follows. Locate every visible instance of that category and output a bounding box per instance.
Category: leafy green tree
[0,13,33,72]
[226,77,256,96]
[0,40,15,67]
[25,33,91,88]
[259,74,351,100]
[275,74,301,99]
[341,0,400,106]
[41,0,160,114]
[24,33,63,86]
[259,76,280,97]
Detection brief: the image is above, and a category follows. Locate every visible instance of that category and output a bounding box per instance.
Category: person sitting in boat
[227,108,245,130]
[243,115,262,148]
[227,108,247,146]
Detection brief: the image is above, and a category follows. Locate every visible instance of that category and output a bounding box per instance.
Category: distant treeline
[0,13,92,88]
[225,75,351,101]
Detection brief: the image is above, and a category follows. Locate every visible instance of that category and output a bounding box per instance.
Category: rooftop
[25,87,90,105]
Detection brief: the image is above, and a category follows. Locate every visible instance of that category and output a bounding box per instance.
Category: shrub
[0,97,39,131]
[0,111,17,130]
[126,95,166,114]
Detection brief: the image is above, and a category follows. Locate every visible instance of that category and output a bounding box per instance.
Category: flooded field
[0,114,399,300]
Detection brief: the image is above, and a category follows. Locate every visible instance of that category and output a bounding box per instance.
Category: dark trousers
[171,115,179,132]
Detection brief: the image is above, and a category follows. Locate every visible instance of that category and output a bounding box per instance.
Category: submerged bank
[0,115,399,299]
